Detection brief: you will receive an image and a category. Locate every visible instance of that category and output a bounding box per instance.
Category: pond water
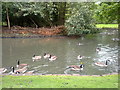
[2,29,119,75]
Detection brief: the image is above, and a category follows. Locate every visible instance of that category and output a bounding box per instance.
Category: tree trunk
[30,18,38,28]
[6,7,10,29]
[58,2,66,25]
[45,3,53,27]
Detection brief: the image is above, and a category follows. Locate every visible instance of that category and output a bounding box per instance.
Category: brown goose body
[0,68,7,74]
[10,66,28,74]
[66,64,84,71]
[49,55,57,61]
[68,65,80,68]
[16,60,29,69]
[95,60,110,67]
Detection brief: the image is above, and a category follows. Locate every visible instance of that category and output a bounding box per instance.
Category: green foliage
[2,2,119,29]
[2,2,66,27]
[94,2,119,24]
[16,2,53,27]
[65,3,97,35]
[2,2,19,22]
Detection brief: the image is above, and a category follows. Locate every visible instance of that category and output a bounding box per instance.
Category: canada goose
[16,60,29,69]
[32,55,42,61]
[96,48,101,52]
[95,60,110,67]
[10,66,28,74]
[49,55,57,61]
[43,53,50,59]
[0,68,7,74]
[77,55,83,60]
[112,38,120,41]
[78,43,83,46]
[24,70,35,75]
[66,63,84,71]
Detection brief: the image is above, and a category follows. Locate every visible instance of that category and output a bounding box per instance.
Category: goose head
[96,48,101,52]
[49,55,52,58]
[80,62,84,68]
[33,55,35,57]
[105,60,110,65]
[16,60,20,65]
[80,64,84,68]
[44,53,46,56]
[10,66,15,73]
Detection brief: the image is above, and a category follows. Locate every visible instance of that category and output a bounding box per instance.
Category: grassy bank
[96,24,118,28]
[1,74,118,88]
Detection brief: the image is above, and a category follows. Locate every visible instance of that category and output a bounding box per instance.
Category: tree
[2,2,15,29]
[65,3,97,35]
[2,2,67,27]
[58,2,66,25]
[94,2,119,24]
[118,2,120,30]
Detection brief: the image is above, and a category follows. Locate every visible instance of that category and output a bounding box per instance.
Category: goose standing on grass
[43,53,50,59]
[16,60,29,69]
[66,62,84,71]
[10,66,28,74]
[32,55,42,62]
[77,55,83,60]
[95,60,110,67]
[49,55,57,61]
[0,68,7,74]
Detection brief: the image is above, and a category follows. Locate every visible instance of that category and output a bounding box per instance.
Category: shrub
[65,4,97,36]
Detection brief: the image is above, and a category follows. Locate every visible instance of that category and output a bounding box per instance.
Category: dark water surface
[2,29,119,75]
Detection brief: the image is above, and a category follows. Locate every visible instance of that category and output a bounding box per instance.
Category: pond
[2,29,119,75]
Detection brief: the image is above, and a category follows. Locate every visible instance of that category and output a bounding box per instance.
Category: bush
[65,4,97,36]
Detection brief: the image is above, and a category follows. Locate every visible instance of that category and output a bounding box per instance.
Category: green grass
[96,24,118,28]
[1,74,118,88]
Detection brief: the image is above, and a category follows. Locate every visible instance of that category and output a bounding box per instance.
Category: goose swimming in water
[16,60,29,69]
[112,38,120,41]
[0,68,7,74]
[23,70,35,75]
[95,60,110,67]
[49,55,57,61]
[43,53,50,59]
[10,66,28,74]
[32,55,42,61]
[78,43,83,46]
[96,47,101,52]
[77,55,83,60]
[66,63,84,71]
